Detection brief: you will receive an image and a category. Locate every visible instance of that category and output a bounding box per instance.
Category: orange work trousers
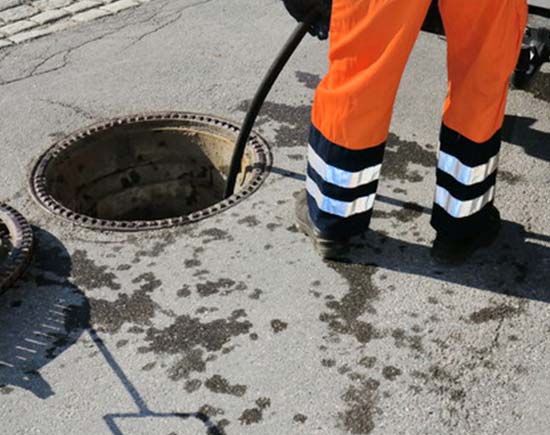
[306,0,528,239]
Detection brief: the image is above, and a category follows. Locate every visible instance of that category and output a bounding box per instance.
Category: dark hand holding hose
[282,0,332,40]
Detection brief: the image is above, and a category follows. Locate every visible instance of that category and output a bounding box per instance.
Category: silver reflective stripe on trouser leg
[306,177,376,218]
[308,145,382,188]
[438,150,499,185]
[435,185,495,218]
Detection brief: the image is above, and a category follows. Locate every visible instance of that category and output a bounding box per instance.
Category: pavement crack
[123,0,217,49]
[39,98,96,120]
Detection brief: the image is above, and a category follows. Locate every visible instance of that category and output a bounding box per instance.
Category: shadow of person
[345,219,550,303]
[502,114,550,162]
[0,227,89,399]
[0,227,226,434]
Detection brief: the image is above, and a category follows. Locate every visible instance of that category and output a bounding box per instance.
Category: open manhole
[0,204,34,293]
[30,112,272,231]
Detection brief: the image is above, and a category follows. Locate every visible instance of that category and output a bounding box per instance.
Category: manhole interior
[31,113,271,231]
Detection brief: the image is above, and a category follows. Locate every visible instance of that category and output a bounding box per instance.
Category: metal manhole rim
[0,204,34,293]
[29,111,273,232]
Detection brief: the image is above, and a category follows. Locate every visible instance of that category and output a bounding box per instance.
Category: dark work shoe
[295,190,350,260]
[431,205,501,265]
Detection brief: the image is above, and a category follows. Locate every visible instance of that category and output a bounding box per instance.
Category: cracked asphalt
[0,0,549,434]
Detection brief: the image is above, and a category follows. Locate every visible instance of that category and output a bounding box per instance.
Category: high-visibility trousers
[307,0,528,239]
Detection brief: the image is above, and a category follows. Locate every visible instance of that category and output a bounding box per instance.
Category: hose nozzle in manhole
[0,204,33,294]
[30,112,272,231]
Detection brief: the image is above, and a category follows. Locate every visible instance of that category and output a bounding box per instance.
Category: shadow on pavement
[0,228,89,399]
[0,228,225,435]
[503,114,550,162]
[346,218,550,304]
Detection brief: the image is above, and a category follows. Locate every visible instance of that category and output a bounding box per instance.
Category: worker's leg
[308,0,432,239]
[431,0,528,239]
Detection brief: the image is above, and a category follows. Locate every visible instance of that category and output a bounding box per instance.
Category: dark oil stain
[293,413,308,423]
[339,378,379,434]
[205,375,247,397]
[359,356,377,369]
[320,262,381,344]
[498,170,523,185]
[382,366,402,381]
[127,326,144,334]
[238,216,260,227]
[469,304,524,324]
[239,408,262,425]
[264,244,273,250]
[168,348,206,380]
[142,362,156,371]
[131,232,177,263]
[200,228,233,244]
[266,223,282,231]
[382,133,436,182]
[72,250,121,291]
[131,272,162,292]
[140,312,252,381]
[321,359,336,368]
[249,333,259,341]
[391,328,424,353]
[237,100,311,148]
[115,339,128,348]
[199,404,225,417]
[185,259,201,268]
[295,71,322,89]
[196,279,247,297]
[372,202,423,224]
[270,319,288,333]
[249,289,263,300]
[177,285,191,298]
[287,153,304,160]
[185,379,202,393]
[196,307,219,314]
[238,398,271,425]
[116,264,131,271]
[89,285,156,334]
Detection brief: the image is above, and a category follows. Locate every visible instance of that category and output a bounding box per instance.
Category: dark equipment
[422,1,550,89]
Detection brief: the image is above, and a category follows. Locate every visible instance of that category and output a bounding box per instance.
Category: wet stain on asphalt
[320,262,380,344]
[139,310,253,382]
[295,71,322,90]
[238,398,271,425]
[168,348,206,380]
[382,366,402,381]
[72,250,121,291]
[382,133,436,182]
[205,375,247,397]
[196,279,247,297]
[469,304,524,324]
[339,378,380,434]
[293,413,308,423]
[237,215,260,227]
[237,100,311,148]
[270,319,288,333]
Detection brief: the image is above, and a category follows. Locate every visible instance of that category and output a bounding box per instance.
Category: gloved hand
[281,0,332,40]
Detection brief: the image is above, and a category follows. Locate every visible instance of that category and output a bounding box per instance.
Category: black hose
[223,16,317,199]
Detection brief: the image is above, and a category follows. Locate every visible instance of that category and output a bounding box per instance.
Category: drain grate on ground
[0,204,34,293]
[30,112,272,231]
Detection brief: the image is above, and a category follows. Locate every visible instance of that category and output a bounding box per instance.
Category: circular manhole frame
[0,204,34,293]
[30,112,272,232]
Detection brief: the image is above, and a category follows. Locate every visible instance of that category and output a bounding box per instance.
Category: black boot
[295,190,350,260]
[431,205,501,265]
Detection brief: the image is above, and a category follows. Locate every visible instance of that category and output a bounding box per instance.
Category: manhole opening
[31,113,272,231]
[0,204,33,293]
